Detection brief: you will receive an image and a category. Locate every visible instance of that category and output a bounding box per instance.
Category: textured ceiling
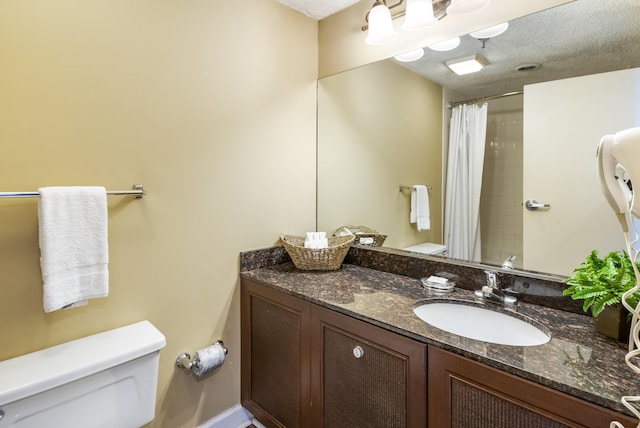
[279,0,640,102]
[277,0,360,20]
[395,0,640,101]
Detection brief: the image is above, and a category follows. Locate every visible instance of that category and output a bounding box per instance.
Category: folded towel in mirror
[410,185,430,231]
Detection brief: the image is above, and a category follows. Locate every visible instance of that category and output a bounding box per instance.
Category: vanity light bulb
[428,37,461,52]
[402,0,438,31]
[365,1,398,45]
[394,48,425,62]
[470,22,509,39]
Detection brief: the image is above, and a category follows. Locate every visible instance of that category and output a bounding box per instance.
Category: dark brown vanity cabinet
[310,304,427,428]
[241,279,427,428]
[428,346,637,428]
[242,277,636,428]
[241,279,312,428]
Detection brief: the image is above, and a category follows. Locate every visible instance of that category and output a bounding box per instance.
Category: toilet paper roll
[192,342,226,377]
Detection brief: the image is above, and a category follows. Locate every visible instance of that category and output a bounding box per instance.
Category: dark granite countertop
[239,246,640,418]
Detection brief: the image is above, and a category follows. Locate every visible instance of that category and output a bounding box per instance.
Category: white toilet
[0,320,166,428]
[403,242,447,256]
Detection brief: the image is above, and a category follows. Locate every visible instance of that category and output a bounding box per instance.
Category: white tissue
[304,231,328,249]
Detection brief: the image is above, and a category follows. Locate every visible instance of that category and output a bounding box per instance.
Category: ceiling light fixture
[402,0,437,31]
[446,0,489,15]
[428,37,461,52]
[365,0,398,45]
[446,55,486,75]
[394,48,425,62]
[470,22,509,39]
[362,0,451,45]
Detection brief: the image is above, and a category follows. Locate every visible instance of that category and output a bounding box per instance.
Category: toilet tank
[0,321,166,428]
[403,242,448,256]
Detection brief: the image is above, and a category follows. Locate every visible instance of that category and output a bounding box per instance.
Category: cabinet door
[428,346,637,428]
[241,279,312,428]
[311,306,427,428]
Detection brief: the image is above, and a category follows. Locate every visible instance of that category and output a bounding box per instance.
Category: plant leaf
[564,250,640,316]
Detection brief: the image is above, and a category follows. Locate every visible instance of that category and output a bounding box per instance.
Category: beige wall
[318,0,573,77]
[523,68,640,275]
[317,60,443,248]
[0,1,317,427]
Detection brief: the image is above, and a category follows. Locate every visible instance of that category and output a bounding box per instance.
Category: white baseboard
[198,404,265,428]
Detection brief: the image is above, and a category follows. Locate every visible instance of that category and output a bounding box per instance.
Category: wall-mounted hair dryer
[597,127,640,428]
[596,128,640,232]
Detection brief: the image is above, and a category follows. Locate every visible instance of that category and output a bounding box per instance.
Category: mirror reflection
[317,0,640,277]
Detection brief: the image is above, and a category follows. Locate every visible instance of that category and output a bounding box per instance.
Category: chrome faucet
[502,255,517,269]
[474,270,517,308]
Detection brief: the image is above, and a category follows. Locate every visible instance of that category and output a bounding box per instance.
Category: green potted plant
[563,250,640,341]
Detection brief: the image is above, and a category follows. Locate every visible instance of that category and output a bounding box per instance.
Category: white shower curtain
[444,103,488,262]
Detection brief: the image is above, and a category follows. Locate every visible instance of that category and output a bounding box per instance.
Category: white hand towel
[38,186,109,313]
[410,185,430,231]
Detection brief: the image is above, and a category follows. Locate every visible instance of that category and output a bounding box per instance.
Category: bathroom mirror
[317,0,640,277]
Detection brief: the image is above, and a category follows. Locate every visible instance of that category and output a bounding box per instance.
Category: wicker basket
[280,234,355,271]
[333,225,387,247]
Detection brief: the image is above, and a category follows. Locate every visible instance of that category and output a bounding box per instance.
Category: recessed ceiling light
[394,48,425,62]
[446,55,486,75]
[428,37,461,52]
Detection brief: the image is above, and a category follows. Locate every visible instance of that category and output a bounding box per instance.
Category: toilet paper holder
[176,340,228,374]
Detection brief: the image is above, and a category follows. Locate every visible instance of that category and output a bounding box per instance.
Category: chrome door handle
[525,200,550,211]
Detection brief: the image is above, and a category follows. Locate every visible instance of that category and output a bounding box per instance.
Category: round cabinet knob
[353,345,364,359]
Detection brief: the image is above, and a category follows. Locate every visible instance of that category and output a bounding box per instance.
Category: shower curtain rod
[448,90,524,109]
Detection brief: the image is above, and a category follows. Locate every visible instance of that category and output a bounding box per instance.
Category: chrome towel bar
[0,184,145,199]
[399,185,432,192]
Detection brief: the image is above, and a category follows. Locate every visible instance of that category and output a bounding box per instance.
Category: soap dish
[421,275,455,293]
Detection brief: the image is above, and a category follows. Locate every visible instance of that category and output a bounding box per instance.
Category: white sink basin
[413,302,550,346]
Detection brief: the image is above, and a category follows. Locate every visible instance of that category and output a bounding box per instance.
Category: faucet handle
[484,270,498,288]
[502,255,517,269]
